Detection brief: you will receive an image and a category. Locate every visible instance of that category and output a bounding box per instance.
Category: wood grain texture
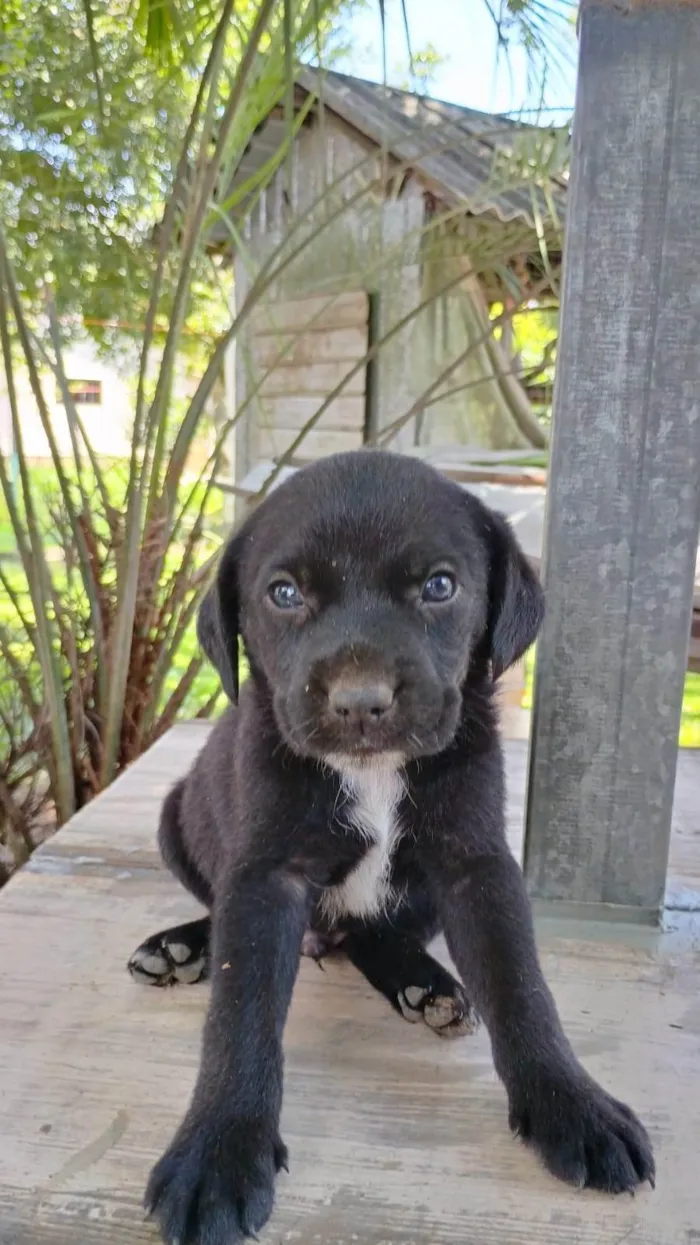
[255,394,366,432]
[249,291,368,334]
[232,287,369,493]
[252,326,369,367]
[256,360,367,398]
[525,1,700,916]
[1,725,699,1244]
[257,428,364,459]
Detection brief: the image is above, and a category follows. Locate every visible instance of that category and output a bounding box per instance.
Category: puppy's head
[198,451,543,763]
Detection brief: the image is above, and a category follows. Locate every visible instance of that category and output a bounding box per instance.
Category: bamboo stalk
[0,263,75,823]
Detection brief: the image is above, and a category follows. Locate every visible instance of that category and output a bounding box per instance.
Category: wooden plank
[257,360,366,397]
[258,427,364,459]
[254,394,365,432]
[506,738,700,910]
[411,464,547,488]
[250,291,368,334]
[406,447,549,465]
[252,326,368,367]
[370,195,425,450]
[524,0,700,920]
[1,725,699,1245]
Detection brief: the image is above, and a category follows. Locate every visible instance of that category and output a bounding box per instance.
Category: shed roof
[296,68,568,226]
[212,68,568,245]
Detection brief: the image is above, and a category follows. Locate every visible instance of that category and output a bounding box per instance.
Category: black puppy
[129,450,654,1245]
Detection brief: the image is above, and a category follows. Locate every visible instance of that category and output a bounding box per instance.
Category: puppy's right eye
[268,580,304,610]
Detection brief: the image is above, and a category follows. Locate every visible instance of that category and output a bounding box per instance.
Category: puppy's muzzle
[277,634,459,760]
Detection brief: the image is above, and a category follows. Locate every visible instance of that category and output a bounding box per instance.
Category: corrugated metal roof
[296,68,568,227]
[210,69,567,246]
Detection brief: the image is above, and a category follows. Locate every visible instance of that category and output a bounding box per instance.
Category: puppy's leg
[344,925,478,1038]
[128,916,210,987]
[145,865,310,1245]
[157,779,214,909]
[423,844,655,1193]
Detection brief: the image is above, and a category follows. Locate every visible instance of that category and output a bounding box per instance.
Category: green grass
[682,672,700,749]
[522,649,700,750]
[0,462,106,552]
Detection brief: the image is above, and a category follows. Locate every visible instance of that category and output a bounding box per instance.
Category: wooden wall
[247,291,368,463]
[229,114,424,485]
[227,109,531,489]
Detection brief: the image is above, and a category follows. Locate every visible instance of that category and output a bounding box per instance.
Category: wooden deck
[1,723,699,1245]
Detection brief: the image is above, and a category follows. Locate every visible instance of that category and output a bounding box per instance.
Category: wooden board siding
[253,394,366,431]
[257,427,364,459]
[245,291,369,465]
[253,326,368,368]
[256,360,366,397]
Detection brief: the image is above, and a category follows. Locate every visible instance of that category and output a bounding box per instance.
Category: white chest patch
[321,755,406,923]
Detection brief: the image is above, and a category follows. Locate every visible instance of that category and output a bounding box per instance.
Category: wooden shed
[214,68,566,491]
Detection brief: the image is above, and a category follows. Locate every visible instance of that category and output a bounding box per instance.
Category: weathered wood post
[524,0,700,922]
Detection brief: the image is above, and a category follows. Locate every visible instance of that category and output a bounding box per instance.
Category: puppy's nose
[328,679,394,727]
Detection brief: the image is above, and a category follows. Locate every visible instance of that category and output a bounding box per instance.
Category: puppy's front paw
[128,921,209,987]
[510,1065,655,1193]
[145,1114,287,1244]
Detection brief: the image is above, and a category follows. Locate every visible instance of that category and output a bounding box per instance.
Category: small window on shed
[58,379,102,405]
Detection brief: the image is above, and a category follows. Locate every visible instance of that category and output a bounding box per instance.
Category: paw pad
[397,984,479,1038]
[128,936,208,987]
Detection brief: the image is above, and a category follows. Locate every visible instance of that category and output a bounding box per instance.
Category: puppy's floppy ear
[484,511,544,680]
[197,534,242,702]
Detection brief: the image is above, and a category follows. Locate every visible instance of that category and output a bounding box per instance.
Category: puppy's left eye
[421,572,456,604]
[269,580,304,610]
